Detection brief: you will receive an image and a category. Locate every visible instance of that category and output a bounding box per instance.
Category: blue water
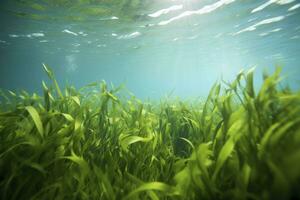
[0,0,300,99]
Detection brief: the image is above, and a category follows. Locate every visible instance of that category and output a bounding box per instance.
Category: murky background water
[0,0,300,98]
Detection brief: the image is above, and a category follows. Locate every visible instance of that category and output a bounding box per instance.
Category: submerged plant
[0,64,300,200]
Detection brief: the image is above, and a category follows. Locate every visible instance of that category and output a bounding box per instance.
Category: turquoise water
[0,0,300,99]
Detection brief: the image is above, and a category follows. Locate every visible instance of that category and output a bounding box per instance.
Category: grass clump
[0,64,300,200]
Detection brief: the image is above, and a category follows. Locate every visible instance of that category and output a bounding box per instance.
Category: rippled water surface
[0,0,300,98]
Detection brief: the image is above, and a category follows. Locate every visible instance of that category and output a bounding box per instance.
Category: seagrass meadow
[0,64,299,200]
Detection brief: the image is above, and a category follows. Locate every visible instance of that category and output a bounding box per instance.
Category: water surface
[0,0,300,98]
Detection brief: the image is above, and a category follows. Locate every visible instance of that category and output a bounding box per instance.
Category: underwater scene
[1,0,300,199]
